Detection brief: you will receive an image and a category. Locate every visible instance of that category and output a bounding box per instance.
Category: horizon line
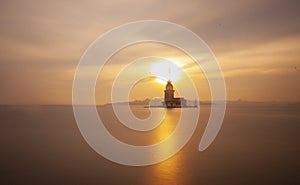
[1,99,300,106]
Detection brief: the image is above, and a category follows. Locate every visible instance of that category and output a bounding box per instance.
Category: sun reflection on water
[148,108,185,185]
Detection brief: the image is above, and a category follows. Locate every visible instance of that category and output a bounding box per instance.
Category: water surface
[0,103,299,184]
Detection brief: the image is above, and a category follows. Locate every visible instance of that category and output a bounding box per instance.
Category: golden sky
[0,0,299,104]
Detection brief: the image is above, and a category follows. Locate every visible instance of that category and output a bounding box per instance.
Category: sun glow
[150,60,183,84]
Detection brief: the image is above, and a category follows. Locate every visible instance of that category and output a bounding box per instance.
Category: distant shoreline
[1,100,300,107]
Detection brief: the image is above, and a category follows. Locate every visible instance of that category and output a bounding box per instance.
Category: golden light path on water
[98,104,187,184]
[149,108,184,185]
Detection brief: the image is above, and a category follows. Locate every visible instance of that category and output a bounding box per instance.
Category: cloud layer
[0,0,299,104]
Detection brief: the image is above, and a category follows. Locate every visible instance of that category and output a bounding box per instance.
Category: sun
[150,60,183,84]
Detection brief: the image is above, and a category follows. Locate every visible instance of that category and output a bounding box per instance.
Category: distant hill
[105,98,206,107]
[102,99,300,107]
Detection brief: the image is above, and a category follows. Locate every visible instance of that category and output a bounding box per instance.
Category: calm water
[0,103,299,185]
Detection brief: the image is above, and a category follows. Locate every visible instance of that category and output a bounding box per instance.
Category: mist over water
[0,103,299,185]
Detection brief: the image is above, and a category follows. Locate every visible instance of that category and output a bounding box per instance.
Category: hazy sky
[0,0,299,104]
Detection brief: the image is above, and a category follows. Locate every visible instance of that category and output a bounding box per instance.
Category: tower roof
[166,80,173,87]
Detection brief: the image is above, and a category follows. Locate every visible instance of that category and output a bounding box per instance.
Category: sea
[0,102,299,185]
